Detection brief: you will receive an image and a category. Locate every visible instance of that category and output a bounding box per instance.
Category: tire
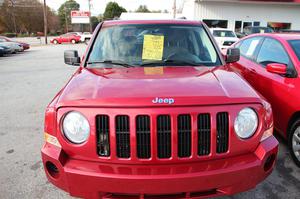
[288,119,300,167]
[71,39,76,44]
[53,40,58,45]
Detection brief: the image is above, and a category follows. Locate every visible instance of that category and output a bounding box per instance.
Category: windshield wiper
[140,59,202,67]
[87,60,134,68]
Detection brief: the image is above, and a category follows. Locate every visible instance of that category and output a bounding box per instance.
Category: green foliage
[136,5,150,13]
[90,16,99,30]
[58,0,80,31]
[103,2,127,20]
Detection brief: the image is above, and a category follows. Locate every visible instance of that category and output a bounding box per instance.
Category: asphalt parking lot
[0,44,299,199]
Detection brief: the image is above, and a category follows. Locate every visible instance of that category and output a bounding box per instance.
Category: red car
[50,33,81,44]
[41,20,278,198]
[229,33,300,167]
[0,36,30,50]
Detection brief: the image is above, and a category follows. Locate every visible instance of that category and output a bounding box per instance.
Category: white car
[80,32,92,42]
[68,32,92,43]
[210,28,239,49]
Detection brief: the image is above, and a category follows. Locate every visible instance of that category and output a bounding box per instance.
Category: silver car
[0,38,23,53]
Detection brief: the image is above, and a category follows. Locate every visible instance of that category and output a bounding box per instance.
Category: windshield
[289,40,300,60]
[87,24,221,67]
[213,30,236,38]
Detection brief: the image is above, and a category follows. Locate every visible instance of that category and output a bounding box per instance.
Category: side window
[257,38,289,67]
[238,37,262,59]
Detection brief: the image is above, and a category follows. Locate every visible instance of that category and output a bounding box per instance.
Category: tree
[103,2,126,20]
[0,0,59,34]
[90,16,99,31]
[58,0,80,32]
[136,5,150,13]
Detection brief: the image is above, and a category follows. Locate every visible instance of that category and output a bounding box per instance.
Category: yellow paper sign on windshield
[260,29,265,33]
[142,35,164,60]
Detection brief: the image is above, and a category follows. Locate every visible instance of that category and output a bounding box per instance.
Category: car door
[230,37,263,87]
[245,37,296,132]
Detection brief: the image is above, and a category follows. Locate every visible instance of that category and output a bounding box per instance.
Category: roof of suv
[102,20,203,27]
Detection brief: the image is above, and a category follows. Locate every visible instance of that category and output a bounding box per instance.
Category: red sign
[71,11,90,18]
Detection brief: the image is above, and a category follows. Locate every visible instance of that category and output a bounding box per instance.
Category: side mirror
[266,63,287,75]
[225,48,240,63]
[64,50,80,66]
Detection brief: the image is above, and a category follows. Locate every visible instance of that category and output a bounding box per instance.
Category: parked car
[229,33,300,167]
[41,20,278,198]
[50,33,81,44]
[0,36,30,50]
[210,28,239,49]
[0,43,14,55]
[68,32,93,43]
[242,26,274,37]
[80,32,92,42]
[0,38,23,53]
[0,47,4,56]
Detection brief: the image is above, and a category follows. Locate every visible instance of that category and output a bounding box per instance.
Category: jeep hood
[57,66,262,108]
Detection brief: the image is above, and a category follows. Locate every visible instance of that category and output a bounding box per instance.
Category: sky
[46,0,184,16]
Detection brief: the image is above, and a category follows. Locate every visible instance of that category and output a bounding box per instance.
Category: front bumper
[41,136,278,199]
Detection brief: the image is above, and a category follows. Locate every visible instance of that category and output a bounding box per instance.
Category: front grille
[157,115,171,159]
[116,115,130,158]
[136,115,151,159]
[96,115,110,157]
[96,112,230,159]
[198,113,211,156]
[216,112,229,154]
[178,115,191,158]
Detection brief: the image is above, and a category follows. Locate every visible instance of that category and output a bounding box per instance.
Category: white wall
[183,1,300,30]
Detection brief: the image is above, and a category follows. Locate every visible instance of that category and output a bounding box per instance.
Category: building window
[253,22,260,26]
[203,19,228,28]
[243,22,252,29]
[235,21,242,33]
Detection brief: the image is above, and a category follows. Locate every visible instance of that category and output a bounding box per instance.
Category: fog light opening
[46,161,60,179]
[264,154,276,172]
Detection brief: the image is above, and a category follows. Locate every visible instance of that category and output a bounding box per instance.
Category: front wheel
[71,39,76,44]
[289,119,300,167]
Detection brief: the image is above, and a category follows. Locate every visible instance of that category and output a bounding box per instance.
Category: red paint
[266,63,287,75]
[42,20,278,198]
[50,34,81,44]
[230,33,300,139]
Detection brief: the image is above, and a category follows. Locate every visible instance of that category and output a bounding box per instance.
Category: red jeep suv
[41,20,278,199]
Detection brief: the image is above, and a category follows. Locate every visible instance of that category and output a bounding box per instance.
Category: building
[181,0,300,32]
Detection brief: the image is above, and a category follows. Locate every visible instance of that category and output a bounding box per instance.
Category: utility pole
[173,0,176,19]
[43,0,48,44]
[64,6,69,33]
[10,0,17,34]
[88,0,92,33]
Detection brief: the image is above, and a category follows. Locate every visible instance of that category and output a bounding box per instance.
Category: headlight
[234,108,258,139]
[62,111,90,144]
